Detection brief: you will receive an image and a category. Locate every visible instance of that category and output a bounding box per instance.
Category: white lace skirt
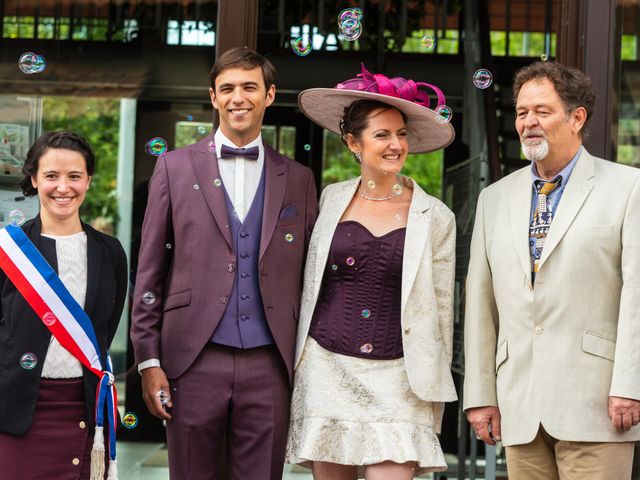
[285,337,447,477]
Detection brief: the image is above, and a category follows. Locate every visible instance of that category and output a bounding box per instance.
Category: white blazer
[294,177,458,429]
[463,149,640,445]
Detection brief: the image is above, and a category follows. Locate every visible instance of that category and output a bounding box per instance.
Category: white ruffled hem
[286,416,447,476]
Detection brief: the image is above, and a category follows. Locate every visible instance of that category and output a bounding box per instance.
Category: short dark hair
[513,61,596,138]
[339,100,408,162]
[210,47,276,91]
[21,131,96,197]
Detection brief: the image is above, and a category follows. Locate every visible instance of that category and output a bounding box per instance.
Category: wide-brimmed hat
[298,64,455,153]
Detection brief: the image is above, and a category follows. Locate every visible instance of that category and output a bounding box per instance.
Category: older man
[464,61,640,479]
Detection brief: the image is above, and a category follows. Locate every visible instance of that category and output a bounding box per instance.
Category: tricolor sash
[0,224,118,480]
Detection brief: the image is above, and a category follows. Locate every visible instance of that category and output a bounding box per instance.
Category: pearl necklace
[358,177,403,202]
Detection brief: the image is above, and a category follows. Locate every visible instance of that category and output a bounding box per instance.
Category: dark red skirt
[0,378,92,480]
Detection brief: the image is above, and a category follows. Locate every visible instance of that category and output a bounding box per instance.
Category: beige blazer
[463,149,640,445]
[294,177,458,429]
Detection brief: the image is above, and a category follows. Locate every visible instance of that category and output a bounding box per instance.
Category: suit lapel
[509,168,535,284]
[259,146,288,260]
[401,181,431,313]
[83,228,101,314]
[538,150,595,269]
[191,138,233,249]
[312,178,359,301]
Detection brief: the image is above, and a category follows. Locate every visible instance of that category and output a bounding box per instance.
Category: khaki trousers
[505,425,634,480]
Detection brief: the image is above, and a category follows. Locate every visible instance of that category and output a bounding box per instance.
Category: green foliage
[321,131,443,197]
[3,15,124,41]
[618,118,640,167]
[175,121,211,148]
[489,31,556,58]
[42,97,120,231]
[401,29,459,54]
[621,34,638,61]
[174,123,296,159]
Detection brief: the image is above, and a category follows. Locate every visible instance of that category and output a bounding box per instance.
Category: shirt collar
[214,128,263,159]
[531,145,583,187]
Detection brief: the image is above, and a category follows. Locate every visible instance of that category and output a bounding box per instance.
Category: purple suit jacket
[130,135,318,383]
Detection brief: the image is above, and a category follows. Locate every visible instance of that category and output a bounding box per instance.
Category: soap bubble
[435,105,452,124]
[20,353,38,370]
[42,312,57,326]
[421,35,436,51]
[292,37,312,56]
[142,291,156,305]
[19,52,46,74]
[146,137,168,156]
[122,412,139,429]
[8,210,25,226]
[473,68,493,89]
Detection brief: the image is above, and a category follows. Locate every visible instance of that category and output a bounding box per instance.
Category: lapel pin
[214,178,222,187]
[285,233,294,242]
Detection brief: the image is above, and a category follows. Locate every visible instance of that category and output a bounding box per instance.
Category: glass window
[175,121,295,158]
[618,1,639,168]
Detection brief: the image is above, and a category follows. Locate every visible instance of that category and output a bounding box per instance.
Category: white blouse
[40,232,87,378]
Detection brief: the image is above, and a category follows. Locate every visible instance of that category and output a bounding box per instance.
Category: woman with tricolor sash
[0,131,128,480]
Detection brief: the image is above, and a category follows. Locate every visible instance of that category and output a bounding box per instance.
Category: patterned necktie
[219,144,259,161]
[530,177,561,277]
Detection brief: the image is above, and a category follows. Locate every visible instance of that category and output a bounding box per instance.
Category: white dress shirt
[138,129,265,373]
[214,128,264,222]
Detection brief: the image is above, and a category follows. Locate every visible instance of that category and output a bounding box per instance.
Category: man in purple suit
[131,47,319,479]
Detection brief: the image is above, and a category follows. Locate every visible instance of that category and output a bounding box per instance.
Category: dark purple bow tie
[220,144,259,161]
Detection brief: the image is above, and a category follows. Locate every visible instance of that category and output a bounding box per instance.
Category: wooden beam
[215,0,259,56]
[556,0,619,160]
[556,0,584,68]
[477,0,503,183]
[582,0,620,161]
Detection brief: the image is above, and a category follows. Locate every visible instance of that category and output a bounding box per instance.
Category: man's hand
[466,406,502,445]
[608,396,640,431]
[141,366,173,421]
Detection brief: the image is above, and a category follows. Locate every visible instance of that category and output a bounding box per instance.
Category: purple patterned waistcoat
[210,171,274,348]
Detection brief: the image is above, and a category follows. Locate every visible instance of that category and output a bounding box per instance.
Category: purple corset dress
[309,221,406,359]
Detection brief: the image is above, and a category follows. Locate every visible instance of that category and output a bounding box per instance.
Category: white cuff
[138,358,161,374]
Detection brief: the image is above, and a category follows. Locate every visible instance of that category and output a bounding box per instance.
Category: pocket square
[279,204,298,219]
